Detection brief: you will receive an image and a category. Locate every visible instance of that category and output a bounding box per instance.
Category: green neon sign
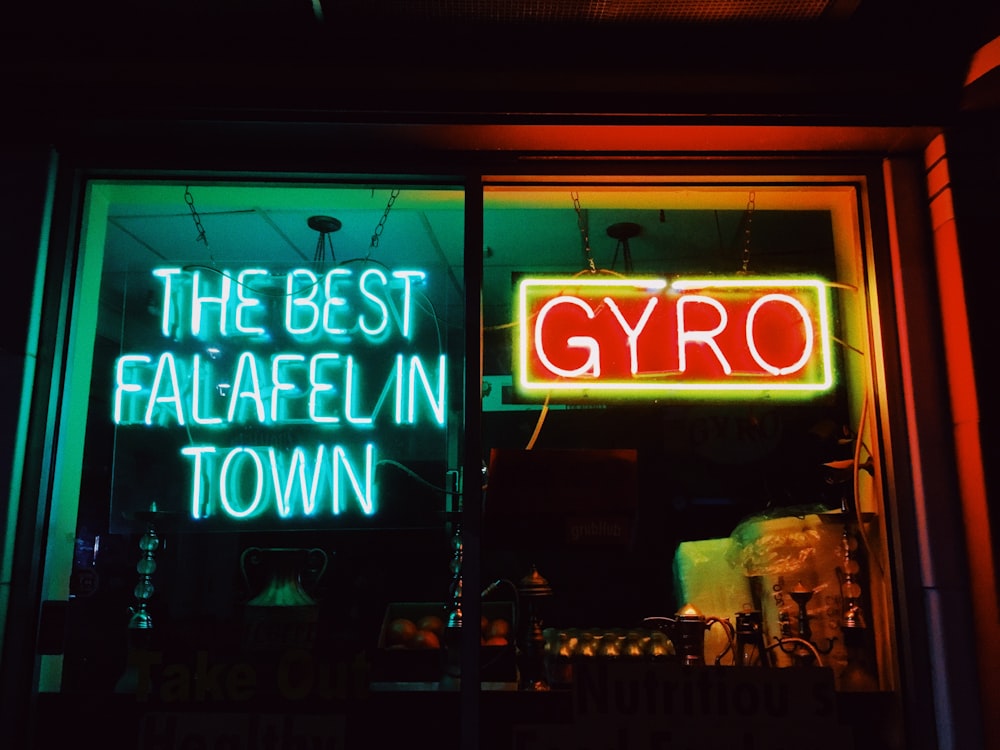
[110,265,448,531]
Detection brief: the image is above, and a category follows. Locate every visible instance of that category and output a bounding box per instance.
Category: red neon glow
[517,277,833,397]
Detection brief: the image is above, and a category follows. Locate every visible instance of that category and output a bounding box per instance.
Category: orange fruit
[417,615,445,636]
[486,618,511,641]
[412,630,441,649]
[386,617,417,646]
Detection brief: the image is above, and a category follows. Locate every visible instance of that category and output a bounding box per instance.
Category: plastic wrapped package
[727,505,849,675]
[672,538,753,664]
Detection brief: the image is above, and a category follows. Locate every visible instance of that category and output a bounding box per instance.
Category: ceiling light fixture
[607,221,640,273]
[308,215,342,265]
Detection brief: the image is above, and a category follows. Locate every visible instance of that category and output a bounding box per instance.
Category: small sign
[139,712,345,750]
[514,662,853,750]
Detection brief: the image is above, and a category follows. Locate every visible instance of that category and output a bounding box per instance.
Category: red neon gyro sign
[516,276,834,398]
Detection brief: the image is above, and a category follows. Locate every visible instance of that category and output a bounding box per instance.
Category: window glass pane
[479,181,890,708]
[56,180,466,719]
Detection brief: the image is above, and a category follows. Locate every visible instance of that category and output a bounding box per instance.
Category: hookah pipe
[774,582,835,666]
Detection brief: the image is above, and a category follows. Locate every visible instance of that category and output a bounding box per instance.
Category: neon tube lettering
[344,355,373,425]
[285,269,320,335]
[358,269,390,337]
[145,352,185,425]
[270,353,305,423]
[394,355,405,424]
[408,354,446,426]
[309,353,341,424]
[227,352,266,423]
[322,268,352,335]
[191,353,223,425]
[219,447,264,518]
[603,296,658,376]
[181,445,216,519]
[333,444,375,515]
[391,270,426,339]
[676,295,732,375]
[181,443,377,520]
[745,293,814,375]
[535,296,601,378]
[268,446,324,518]
[114,354,152,424]
[152,268,183,338]
[235,269,268,335]
[191,269,231,337]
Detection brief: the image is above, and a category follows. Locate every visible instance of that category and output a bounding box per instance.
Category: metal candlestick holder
[126,504,176,631]
[517,565,552,691]
[734,609,768,667]
[129,521,159,630]
[775,582,835,666]
[446,515,463,633]
[644,603,734,666]
[240,547,328,651]
[441,505,464,681]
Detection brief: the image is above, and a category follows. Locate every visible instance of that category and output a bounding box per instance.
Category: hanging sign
[109,264,449,532]
[517,276,834,399]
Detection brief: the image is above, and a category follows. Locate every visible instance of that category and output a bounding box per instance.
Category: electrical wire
[377,459,463,496]
[767,636,825,666]
[524,392,550,450]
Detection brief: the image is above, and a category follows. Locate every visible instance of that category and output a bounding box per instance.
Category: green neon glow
[235,269,269,335]
[227,352,267,423]
[180,442,377,520]
[113,350,448,427]
[114,354,152,423]
[192,269,232,337]
[517,275,834,399]
[152,265,427,344]
[408,354,447,425]
[390,270,427,339]
[145,352,185,425]
[117,262,442,527]
[152,268,182,337]
[358,269,390,337]
[394,354,405,424]
[322,268,353,335]
[344,356,374,426]
[269,353,306,423]
[220,447,264,518]
[182,445,215,519]
[333,444,375,515]
[308,353,341,424]
[285,269,322,336]
[192,354,223,425]
[270,446,323,517]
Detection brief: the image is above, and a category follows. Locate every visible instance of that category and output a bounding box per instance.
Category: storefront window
[478,180,895,748]
[44,178,467,746]
[36,173,900,749]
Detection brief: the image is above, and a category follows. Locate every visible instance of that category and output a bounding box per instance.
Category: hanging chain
[571,191,597,273]
[741,190,756,274]
[369,188,400,256]
[184,186,217,267]
[314,231,332,265]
